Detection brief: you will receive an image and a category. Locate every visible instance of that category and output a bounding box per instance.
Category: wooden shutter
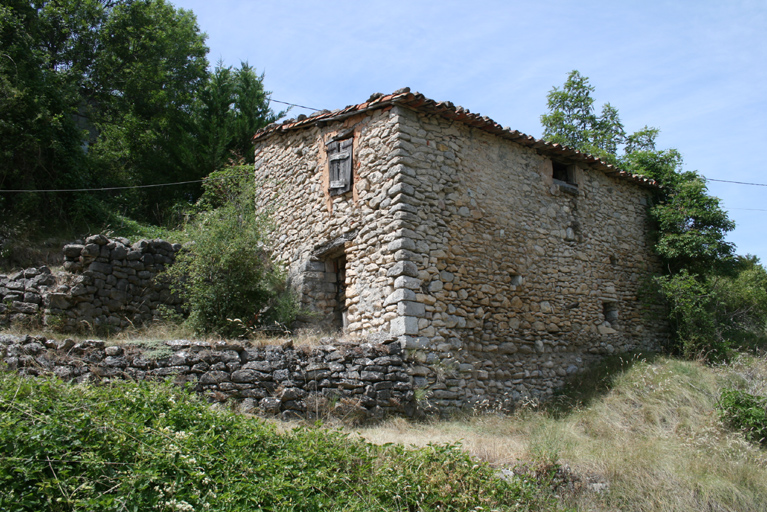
[328,138,353,195]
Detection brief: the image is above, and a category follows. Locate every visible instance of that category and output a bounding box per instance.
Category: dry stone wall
[0,333,418,420]
[254,107,411,334]
[0,235,183,332]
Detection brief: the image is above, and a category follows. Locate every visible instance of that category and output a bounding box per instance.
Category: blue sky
[171,0,767,262]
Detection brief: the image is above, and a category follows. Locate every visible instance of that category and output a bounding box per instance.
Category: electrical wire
[0,173,250,194]
[707,178,767,187]
[270,99,321,112]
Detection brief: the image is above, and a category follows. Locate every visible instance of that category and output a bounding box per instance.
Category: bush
[655,260,767,360]
[717,388,767,446]
[165,166,296,337]
[0,374,559,511]
[655,270,727,359]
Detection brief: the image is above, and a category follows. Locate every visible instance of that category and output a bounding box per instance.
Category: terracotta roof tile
[253,89,659,189]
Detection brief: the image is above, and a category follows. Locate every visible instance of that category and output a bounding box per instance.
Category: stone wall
[0,235,183,332]
[0,333,418,421]
[254,107,408,333]
[253,98,668,410]
[386,106,667,407]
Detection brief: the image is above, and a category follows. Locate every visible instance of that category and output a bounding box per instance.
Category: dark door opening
[330,254,348,331]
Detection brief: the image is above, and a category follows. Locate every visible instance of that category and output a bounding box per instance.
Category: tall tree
[540,70,734,273]
[1,0,280,230]
[540,71,755,357]
[86,0,209,222]
[195,62,280,176]
[0,1,87,221]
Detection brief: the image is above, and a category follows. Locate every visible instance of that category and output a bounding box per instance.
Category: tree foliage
[541,71,765,357]
[0,0,278,229]
[541,70,735,274]
[540,70,656,163]
[195,62,281,176]
[165,166,295,337]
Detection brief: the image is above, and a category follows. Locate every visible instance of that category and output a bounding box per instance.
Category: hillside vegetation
[354,352,767,511]
[2,345,766,511]
[0,371,561,512]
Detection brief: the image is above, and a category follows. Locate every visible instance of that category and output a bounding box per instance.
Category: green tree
[541,70,746,357]
[166,166,294,337]
[86,0,210,223]
[541,70,734,274]
[195,61,280,176]
[1,1,279,230]
[0,1,88,223]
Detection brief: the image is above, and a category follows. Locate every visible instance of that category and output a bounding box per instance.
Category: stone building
[252,88,667,407]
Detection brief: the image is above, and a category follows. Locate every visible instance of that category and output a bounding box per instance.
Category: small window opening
[602,301,619,329]
[552,161,577,186]
[510,273,523,287]
[326,138,353,196]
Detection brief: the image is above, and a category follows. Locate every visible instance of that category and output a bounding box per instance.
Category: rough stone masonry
[252,88,669,410]
[0,235,183,332]
[1,332,419,421]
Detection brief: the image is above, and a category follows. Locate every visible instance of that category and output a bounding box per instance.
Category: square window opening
[602,301,619,329]
[552,161,577,186]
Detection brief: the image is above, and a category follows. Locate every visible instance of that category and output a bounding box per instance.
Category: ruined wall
[386,106,667,406]
[0,235,183,331]
[1,333,417,420]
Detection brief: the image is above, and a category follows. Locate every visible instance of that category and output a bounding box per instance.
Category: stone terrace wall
[0,333,418,420]
[0,235,183,332]
[386,106,667,406]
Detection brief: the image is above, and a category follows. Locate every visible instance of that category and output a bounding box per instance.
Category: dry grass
[352,353,767,512]
[0,320,347,349]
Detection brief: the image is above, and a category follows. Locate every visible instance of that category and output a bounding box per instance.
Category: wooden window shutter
[328,138,353,195]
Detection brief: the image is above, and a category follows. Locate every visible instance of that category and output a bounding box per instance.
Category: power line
[270,99,321,112]
[708,178,767,187]
[0,173,250,194]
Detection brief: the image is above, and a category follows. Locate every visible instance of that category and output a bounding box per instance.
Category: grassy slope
[354,353,767,512]
[0,373,561,512]
[1,325,766,511]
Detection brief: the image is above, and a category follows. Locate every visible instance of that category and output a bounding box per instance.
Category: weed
[718,388,767,446]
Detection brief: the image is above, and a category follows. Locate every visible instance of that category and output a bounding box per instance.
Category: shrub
[0,374,559,511]
[165,166,296,337]
[717,388,767,446]
[655,260,767,360]
[655,270,726,359]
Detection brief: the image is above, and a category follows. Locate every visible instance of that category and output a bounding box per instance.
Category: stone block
[394,276,421,290]
[259,397,281,413]
[12,302,38,314]
[386,260,419,278]
[63,244,84,258]
[397,301,425,317]
[384,288,417,306]
[390,316,419,336]
[199,371,230,385]
[388,238,416,252]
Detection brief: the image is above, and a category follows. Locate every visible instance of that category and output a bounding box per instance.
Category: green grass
[355,352,767,512]
[0,374,563,511]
